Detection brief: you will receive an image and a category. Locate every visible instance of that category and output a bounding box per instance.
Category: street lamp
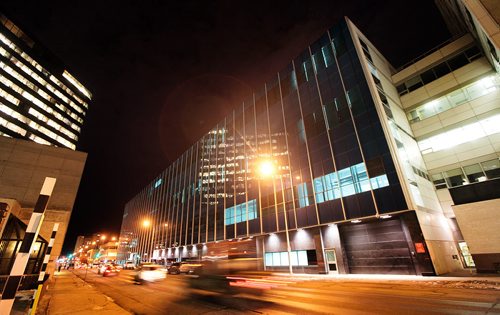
[257,159,293,275]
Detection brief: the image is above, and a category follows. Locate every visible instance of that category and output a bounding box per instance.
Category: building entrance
[324,249,338,274]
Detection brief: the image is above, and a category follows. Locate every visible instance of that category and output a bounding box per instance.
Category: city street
[72,268,500,314]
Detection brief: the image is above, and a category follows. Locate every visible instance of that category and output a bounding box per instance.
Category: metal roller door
[340,218,415,275]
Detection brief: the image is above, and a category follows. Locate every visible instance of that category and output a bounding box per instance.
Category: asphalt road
[72,268,500,314]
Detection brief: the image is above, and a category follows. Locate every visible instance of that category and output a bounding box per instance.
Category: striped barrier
[0,177,56,314]
[28,222,59,315]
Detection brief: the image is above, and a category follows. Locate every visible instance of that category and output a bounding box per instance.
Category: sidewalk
[35,270,130,315]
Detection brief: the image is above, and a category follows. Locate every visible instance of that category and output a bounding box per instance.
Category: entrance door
[458,241,475,268]
[324,249,338,274]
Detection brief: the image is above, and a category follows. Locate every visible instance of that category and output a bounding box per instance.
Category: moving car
[168,261,202,274]
[134,264,166,284]
[102,264,120,277]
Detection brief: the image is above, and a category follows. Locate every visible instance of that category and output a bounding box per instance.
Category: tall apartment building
[118,7,500,275]
[0,12,89,276]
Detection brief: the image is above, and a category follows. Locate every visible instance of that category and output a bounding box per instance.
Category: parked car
[134,264,166,284]
[102,264,120,277]
[123,261,136,269]
[168,261,202,275]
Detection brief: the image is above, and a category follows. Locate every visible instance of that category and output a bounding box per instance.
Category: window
[432,159,500,189]
[408,75,499,123]
[418,113,500,154]
[225,199,257,225]
[264,250,312,267]
[321,45,334,68]
[463,164,485,183]
[297,183,310,207]
[431,173,447,190]
[444,168,466,187]
[405,76,423,92]
[397,47,483,97]
[481,159,500,179]
[313,162,386,203]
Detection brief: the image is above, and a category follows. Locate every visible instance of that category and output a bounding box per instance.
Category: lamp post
[258,159,293,275]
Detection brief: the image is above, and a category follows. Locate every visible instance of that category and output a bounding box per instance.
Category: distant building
[73,235,85,254]
[0,12,90,277]
[73,234,119,264]
[118,8,500,274]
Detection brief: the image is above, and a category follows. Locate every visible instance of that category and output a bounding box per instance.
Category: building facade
[0,12,90,277]
[118,13,500,275]
[0,13,91,150]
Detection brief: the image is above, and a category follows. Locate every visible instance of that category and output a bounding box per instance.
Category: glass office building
[0,13,91,150]
[117,17,485,275]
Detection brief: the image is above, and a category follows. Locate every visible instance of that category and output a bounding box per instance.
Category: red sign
[415,242,426,253]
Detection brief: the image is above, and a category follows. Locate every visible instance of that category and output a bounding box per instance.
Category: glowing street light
[100,235,106,241]
[143,219,151,228]
[111,236,116,241]
[258,159,275,178]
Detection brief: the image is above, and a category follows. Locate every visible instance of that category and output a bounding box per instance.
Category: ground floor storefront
[151,211,452,276]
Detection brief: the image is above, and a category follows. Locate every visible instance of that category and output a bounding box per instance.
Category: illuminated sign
[415,242,426,253]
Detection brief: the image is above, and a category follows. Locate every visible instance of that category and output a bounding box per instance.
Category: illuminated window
[418,114,500,154]
[225,199,257,225]
[313,163,386,204]
[264,250,313,266]
[408,75,498,122]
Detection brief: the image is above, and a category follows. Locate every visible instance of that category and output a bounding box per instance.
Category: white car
[123,261,136,269]
[134,264,166,284]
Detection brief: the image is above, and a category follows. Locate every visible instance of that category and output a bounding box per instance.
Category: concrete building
[118,8,500,275]
[0,12,90,277]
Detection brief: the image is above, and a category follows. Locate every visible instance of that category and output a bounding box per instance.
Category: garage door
[339,218,415,275]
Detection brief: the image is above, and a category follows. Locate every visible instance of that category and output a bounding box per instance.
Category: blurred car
[134,264,166,284]
[168,261,202,275]
[98,263,121,274]
[102,264,120,277]
[123,261,136,269]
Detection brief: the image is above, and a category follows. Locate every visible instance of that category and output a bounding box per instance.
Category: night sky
[1,1,450,254]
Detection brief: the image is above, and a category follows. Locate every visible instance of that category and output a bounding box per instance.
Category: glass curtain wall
[118,20,408,261]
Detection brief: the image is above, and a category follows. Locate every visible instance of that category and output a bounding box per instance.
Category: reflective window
[313,163,388,203]
[397,47,483,96]
[482,159,500,179]
[225,199,257,225]
[297,183,310,208]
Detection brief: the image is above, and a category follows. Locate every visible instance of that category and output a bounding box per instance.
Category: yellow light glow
[92,241,96,245]
[258,160,275,178]
[143,220,151,228]
[111,236,116,241]
[100,235,106,241]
